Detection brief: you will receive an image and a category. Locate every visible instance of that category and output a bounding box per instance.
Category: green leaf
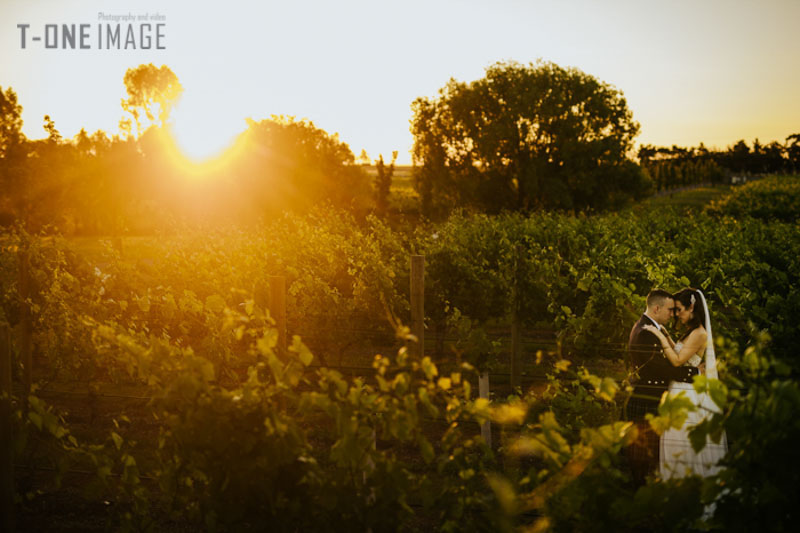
[162,293,177,319]
[707,379,728,411]
[28,412,42,431]
[540,412,571,457]
[688,419,710,453]
[598,377,619,402]
[473,397,490,421]
[554,359,571,373]
[98,465,111,481]
[487,473,517,516]
[290,335,313,366]
[649,392,696,434]
[491,401,527,425]
[692,374,709,393]
[421,357,438,380]
[179,290,203,314]
[198,358,215,382]
[111,431,123,450]
[459,468,475,480]
[136,295,151,313]
[419,437,434,463]
[205,294,226,314]
[257,330,278,355]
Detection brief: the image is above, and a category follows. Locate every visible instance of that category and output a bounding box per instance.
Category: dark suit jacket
[628,314,698,402]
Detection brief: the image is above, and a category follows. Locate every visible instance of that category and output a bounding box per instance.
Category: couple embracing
[625,288,728,485]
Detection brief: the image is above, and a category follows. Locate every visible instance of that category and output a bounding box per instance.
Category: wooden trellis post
[1,324,14,533]
[268,276,287,356]
[510,244,523,391]
[410,255,425,357]
[479,371,492,448]
[19,250,32,414]
[511,319,521,392]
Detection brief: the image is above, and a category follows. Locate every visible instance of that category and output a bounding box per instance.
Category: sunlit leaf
[290,335,313,366]
[136,295,151,313]
[257,330,278,355]
[419,437,434,463]
[205,294,226,314]
[421,357,438,380]
[554,359,571,372]
[648,392,696,434]
[28,412,42,431]
[487,473,517,516]
[491,401,527,425]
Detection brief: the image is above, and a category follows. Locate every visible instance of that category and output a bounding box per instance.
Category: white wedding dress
[659,341,728,479]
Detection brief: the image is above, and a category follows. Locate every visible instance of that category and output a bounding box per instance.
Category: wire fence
[2,246,748,521]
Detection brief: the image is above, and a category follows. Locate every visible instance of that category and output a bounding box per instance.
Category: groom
[624,289,699,484]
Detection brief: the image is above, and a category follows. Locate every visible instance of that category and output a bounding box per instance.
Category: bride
[642,288,728,479]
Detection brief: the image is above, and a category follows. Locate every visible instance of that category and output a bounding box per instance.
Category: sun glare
[171,100,246,163]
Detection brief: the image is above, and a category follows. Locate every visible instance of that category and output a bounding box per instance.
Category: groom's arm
[665,362,698,383]
[649,329,699,382]
[632,329,698,383]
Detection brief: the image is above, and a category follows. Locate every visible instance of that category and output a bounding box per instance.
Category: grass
[390,165,414,190]
[639,184,732,209]
[361,164,415,191]
[363,163,734,211]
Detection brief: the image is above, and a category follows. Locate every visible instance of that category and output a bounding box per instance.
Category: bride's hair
[673,287,706,337]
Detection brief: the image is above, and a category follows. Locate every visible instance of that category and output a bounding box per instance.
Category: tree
[410,60,642,215]
[761,141,786,174]
[786,133,800,174]
[229,116,371,215]
[121,64,183,135]
[43,115,61,143]
[0,86,24,158]
[0,87,29,223]
[374,151,397,216]
[726,140,751,174]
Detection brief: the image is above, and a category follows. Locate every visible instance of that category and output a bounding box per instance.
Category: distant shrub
[706,176,800,221]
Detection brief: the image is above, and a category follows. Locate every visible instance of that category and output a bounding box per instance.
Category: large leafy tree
[0,86,24,158]
[787,133,800,174]
[0,87,29,222]
[228,116,372,215]
[410,61,644,215]
[121,63,183,135]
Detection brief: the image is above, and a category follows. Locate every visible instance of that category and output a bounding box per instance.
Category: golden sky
[1,0,799,164]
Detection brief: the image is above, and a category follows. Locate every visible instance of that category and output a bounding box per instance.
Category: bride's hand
[642,324,661,337]
[642,324,668,347]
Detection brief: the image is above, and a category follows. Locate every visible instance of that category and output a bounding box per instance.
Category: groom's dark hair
[646,289,673,309]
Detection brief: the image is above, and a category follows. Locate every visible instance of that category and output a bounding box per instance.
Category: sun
[170,98,246,163]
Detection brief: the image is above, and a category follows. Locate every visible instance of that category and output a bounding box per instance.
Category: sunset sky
[1,0,798,164]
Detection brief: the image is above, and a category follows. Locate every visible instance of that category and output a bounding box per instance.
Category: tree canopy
[121,63,183,135]
[0,86,24,157]
[410,61,645,215]
[2,68,374,233]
